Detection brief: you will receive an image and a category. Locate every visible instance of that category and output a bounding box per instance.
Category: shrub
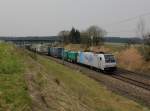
[117,47,144,71]
[143,46,150,61]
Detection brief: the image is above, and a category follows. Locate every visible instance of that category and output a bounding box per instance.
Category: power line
[104,12,150,27]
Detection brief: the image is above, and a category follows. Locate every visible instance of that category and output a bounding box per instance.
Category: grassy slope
[0,43,31,111]
[32,54,149,111]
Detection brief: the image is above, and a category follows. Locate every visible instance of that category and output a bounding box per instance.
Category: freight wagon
[67,51,78,63]
[64,50,69,60]
[28,44,48,54]
[48,47,64,58]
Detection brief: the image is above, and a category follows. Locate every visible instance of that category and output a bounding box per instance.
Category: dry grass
[65,44,84,51]
[65,44,110,53]
[117,47,144,71]
[91,46,110,53]
[141,62,150,73]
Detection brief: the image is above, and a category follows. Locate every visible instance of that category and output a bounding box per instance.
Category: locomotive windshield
[104,55,116,63]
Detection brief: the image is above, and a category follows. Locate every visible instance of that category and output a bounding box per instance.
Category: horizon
[0,0,150,37]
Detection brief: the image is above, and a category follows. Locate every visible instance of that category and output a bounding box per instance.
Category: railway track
[111,74,150,91]
[117,68,150,79]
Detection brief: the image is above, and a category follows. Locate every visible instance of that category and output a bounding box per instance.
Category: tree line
[58,25,107,47]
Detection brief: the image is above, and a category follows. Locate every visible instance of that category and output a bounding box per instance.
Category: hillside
[0,43,31,111]
[0,43,149,111]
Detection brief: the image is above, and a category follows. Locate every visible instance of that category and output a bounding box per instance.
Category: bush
[143,46,150,61]
[137,45,150,61]
[117,47,144,71]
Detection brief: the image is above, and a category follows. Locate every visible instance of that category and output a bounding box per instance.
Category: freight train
[29,45,117,71]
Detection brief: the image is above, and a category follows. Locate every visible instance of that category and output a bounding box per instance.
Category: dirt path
[24,57,50,111]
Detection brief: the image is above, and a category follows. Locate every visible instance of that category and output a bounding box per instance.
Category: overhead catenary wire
[102,11,150,36]
[103,12,150,27]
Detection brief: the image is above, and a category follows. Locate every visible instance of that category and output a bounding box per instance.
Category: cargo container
[48,47,64,58]
[64,50,69,60]
[48,47,52,56]
[67,51,78,62]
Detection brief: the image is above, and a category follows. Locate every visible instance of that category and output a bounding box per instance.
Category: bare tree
[58,30,70,45]
[86,25,107,46]
[80,31,91,49]
[136,18,150,61]
[136,18,146,39]
[136,18,146,52]
[144,33,150,61]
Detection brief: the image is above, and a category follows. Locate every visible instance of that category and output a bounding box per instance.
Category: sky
[0,0,150,37]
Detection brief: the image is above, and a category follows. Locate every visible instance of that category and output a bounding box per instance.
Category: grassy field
[104,42,126,53]
[0,43,31,111]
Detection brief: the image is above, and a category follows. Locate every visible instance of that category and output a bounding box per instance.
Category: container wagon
[64,50,69,60]
[48,47,64,58]
[67,51,78,63]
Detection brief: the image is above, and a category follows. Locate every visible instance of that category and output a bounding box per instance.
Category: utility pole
[90,36,93,51]
[62,34,65,65]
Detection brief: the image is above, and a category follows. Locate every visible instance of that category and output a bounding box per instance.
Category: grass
[34,54,149,111]
[104,42,126,53]
[0,43,31,111]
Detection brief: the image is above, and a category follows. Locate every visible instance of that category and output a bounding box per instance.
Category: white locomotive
[77,52,117,71]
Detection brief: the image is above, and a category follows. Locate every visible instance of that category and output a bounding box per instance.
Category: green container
[64,50,69,60]
[68,51,78,62]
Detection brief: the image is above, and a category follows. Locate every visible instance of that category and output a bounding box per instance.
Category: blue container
[48,47,54,56]
[48,47,52,56]
[48,47,64,58]
[57,48,64,58]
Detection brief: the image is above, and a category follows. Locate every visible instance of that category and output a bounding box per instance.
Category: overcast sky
[0,0,150,37]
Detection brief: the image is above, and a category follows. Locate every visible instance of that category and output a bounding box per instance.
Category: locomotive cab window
[104,55,115,63]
